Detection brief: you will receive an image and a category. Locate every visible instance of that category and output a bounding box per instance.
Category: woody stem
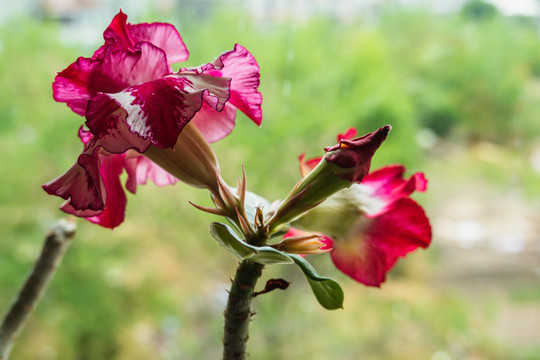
[222,260,264,360]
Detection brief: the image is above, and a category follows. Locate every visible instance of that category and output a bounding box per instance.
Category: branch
[0,218,76,360]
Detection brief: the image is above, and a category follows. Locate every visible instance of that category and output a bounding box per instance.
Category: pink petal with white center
[85,94,151,154]
[90,73,230,150]
[359,165,427,217]
[330,198,431,287]
[53,43,169,116]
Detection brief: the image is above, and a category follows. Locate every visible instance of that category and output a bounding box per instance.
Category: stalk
[222,260,264,360]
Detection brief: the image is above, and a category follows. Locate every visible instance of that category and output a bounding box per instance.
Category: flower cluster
[287,128,432,287]
[43,11,262,228]
[43,11,432,293]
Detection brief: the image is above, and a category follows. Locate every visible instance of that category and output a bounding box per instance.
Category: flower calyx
[191,165,270,246]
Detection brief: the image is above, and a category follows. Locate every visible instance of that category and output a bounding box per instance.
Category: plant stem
[0,219,76,360]
[223,260,264,360]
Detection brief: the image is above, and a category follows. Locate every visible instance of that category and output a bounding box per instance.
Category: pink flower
[43,11,262,229]
[288,128,432,287]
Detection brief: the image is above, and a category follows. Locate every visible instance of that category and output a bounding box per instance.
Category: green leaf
[248,246,294,265]
[209,222,254,259]
[209,222,293,265]
[210,225,343,309]
[288,254,344,310]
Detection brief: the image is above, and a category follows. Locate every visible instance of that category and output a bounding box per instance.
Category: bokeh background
[1,0,540,359]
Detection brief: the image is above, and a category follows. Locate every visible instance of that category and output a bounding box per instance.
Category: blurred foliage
[1,3,540,360]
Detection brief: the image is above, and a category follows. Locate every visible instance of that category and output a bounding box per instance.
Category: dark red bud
[324,125,391,183]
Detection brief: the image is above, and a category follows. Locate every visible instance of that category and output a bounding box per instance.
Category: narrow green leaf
[288,254,344,310]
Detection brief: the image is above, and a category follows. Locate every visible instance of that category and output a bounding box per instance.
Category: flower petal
[191,102,237,143]
[133,155,178,187]
[42,141,104,213]
[53,57,99,116]
[84,153,128,228]
[184,44,262,141]
[330,198,431,287]
[100,43,170,87]
[298,153,323,177]
[43,132,139,229]
[53,43,169,116]
[337,128,357,141]
[213,44,262,125]
[123,152,139,193]
[369,198,432,270]
[359,165,427,216]
[85,93,151,154]
[103,11,136,50]
[128,21,189,65]
[282,227,334,250]
[330,231,388,287]
[103,11,189,65]
[90,74,230,150]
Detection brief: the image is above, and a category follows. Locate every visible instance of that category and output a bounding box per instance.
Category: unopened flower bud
[272,234,332,255]
[267,126,390,232]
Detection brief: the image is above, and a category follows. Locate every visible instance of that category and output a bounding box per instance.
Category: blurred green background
[1,1,540,359]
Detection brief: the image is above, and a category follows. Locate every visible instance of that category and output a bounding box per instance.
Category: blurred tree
[460,0,499,21]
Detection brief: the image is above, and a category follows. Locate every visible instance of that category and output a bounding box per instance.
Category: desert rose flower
[287,129,432,287]
[43,11,262,228]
